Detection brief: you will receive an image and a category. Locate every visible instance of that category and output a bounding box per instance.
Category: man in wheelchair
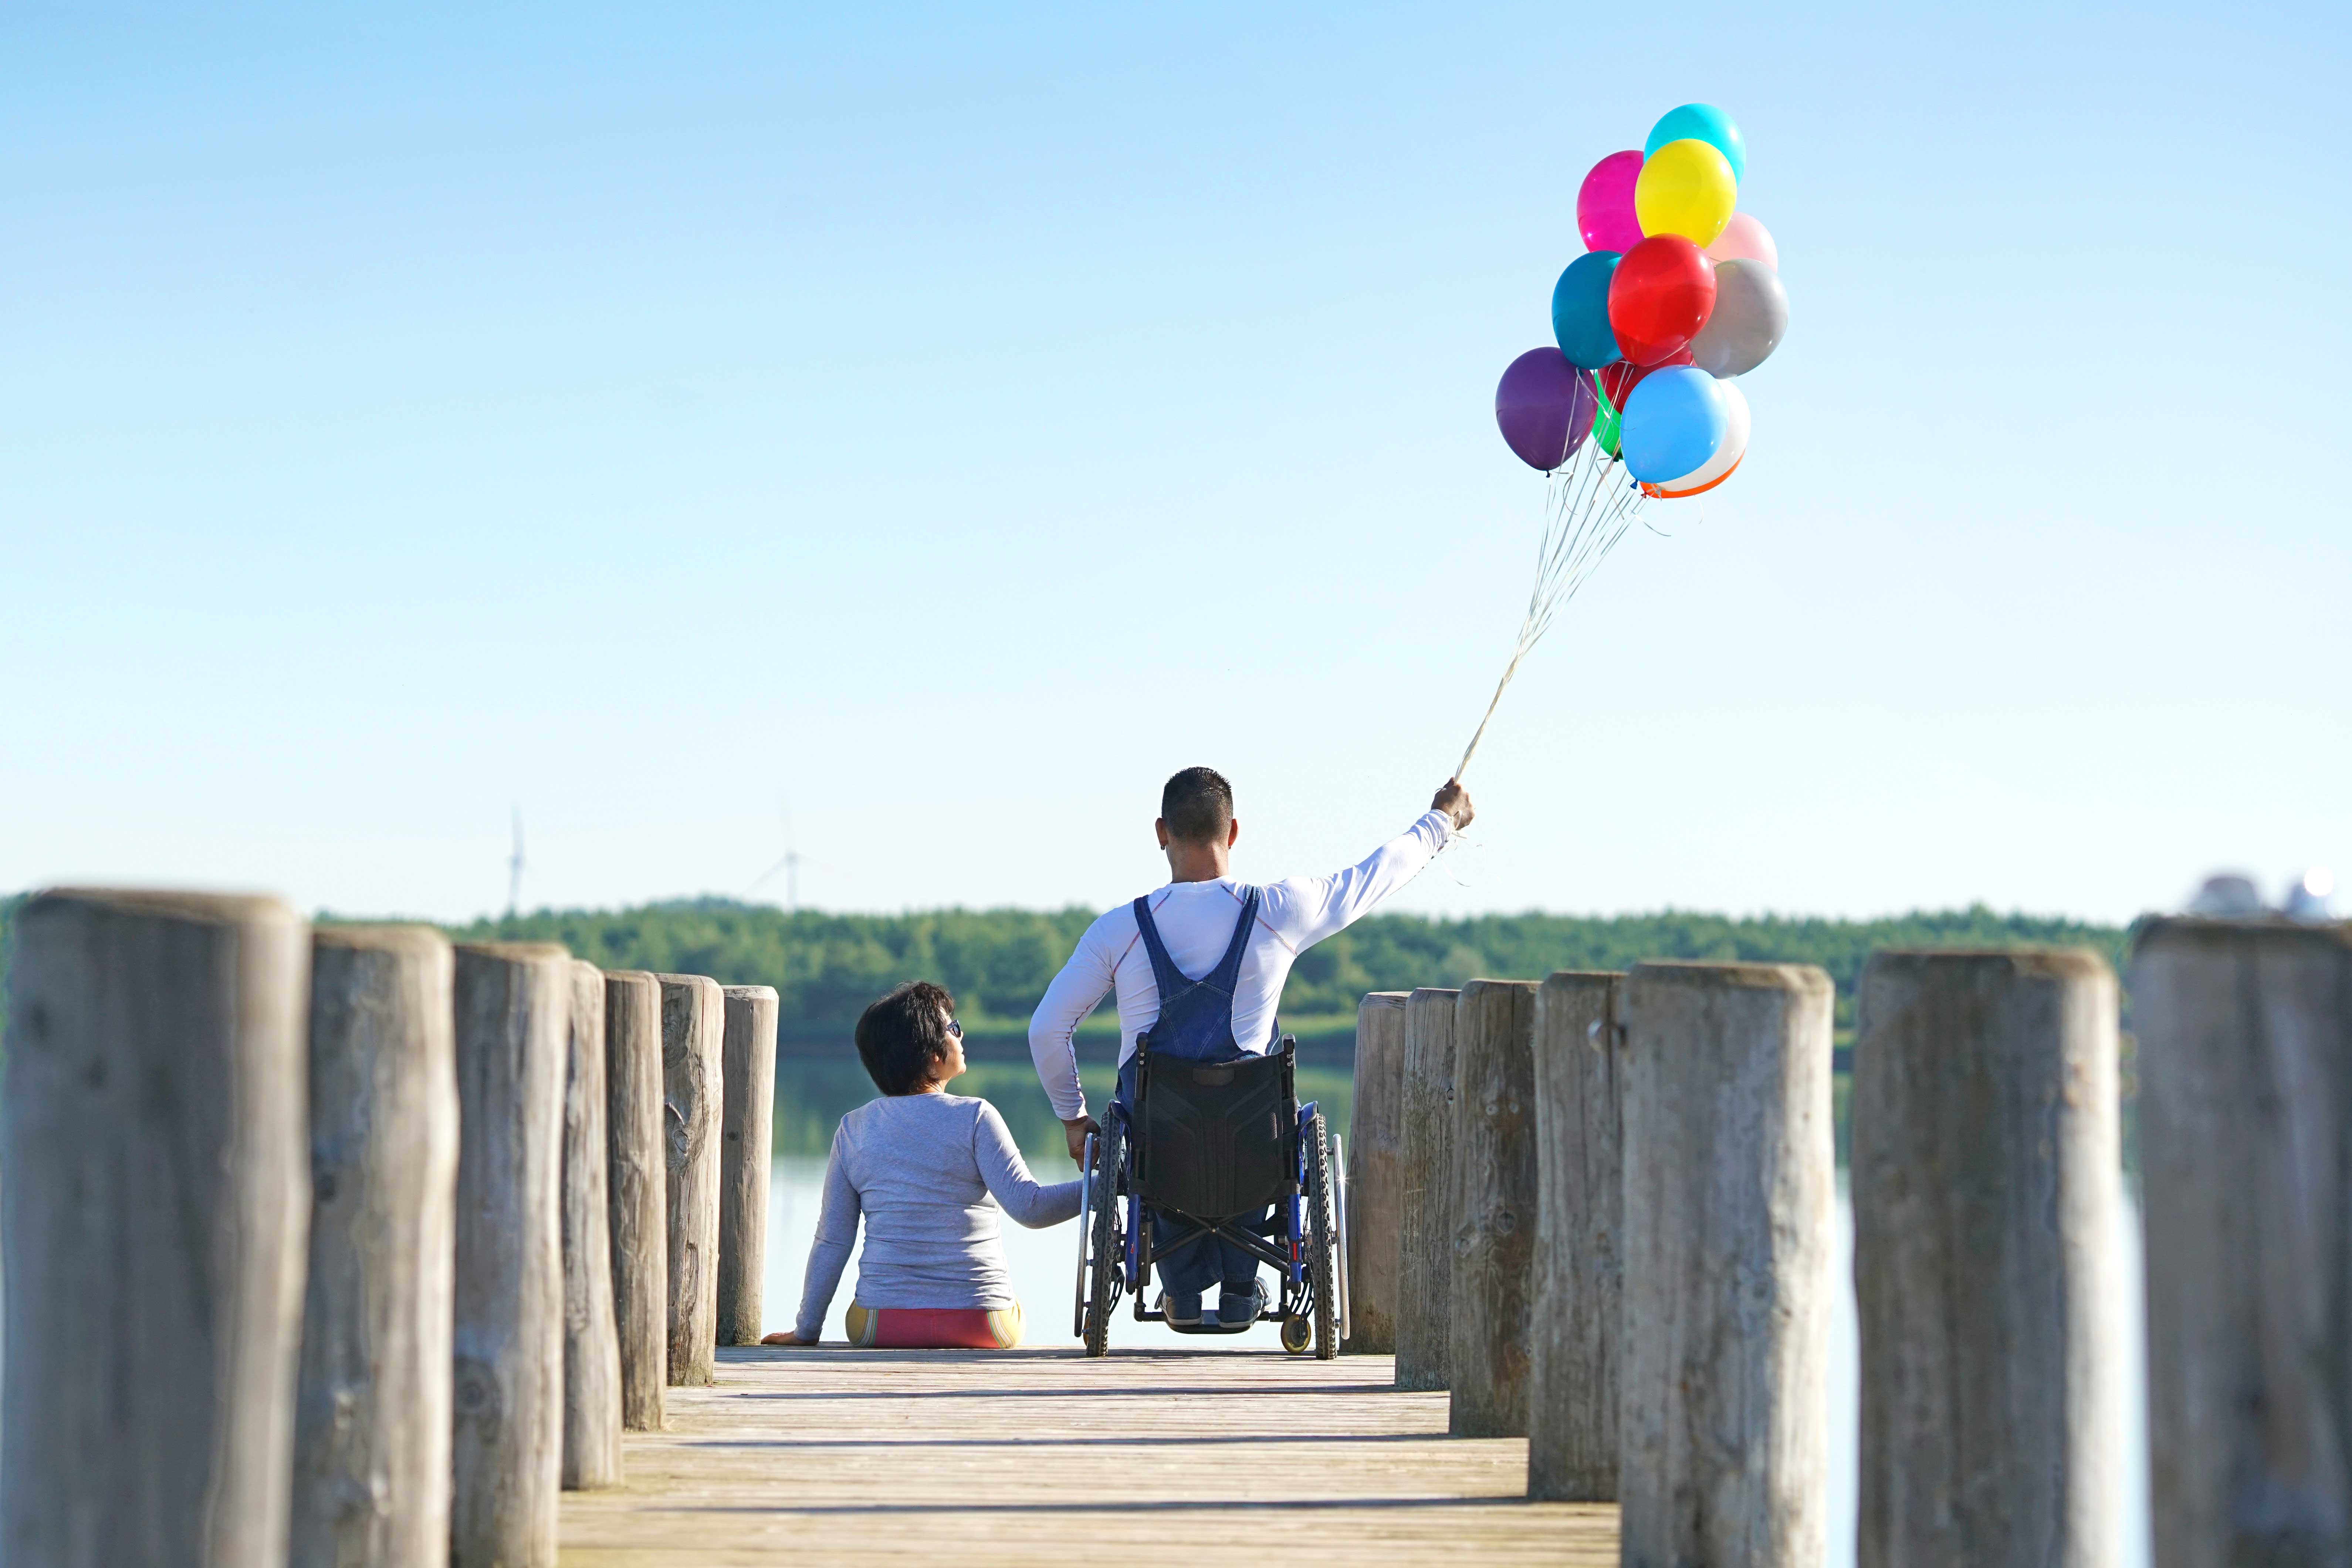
[1028,767,1473,1348]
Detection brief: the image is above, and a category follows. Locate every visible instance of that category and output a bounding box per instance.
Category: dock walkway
[560,1347,1618,1565]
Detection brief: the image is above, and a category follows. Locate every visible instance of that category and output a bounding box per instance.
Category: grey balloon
[1689,258,1787,378]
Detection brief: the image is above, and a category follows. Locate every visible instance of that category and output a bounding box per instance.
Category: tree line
[0,892,2136,1039]
[437,898,2132,1034]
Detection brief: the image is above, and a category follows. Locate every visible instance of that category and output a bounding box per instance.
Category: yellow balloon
[1635,138,1737,247]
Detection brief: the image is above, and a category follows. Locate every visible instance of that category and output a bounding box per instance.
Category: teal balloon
[1645,103,1746,184]
[1550,251,1622,370]
[1620,366,1726,482]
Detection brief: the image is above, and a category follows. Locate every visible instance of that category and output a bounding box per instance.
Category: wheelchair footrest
[1155,1317,1262,1335]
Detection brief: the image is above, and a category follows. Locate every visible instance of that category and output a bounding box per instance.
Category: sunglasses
[945,1018,963,1039]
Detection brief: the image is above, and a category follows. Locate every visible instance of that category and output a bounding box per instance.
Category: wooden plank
[656,975,724,1387]
[1342,991,1408,1354]
[1620,959,1834,1568]
[717,985,779,1346]
[1447,979,1539,1438]
[1852,948,2122,1568]
[3,889,310,1568]
[294,924,459,1565]
[452,942,571,1568]
[562,961,625,1489]
[2135,918,2352,1567]
[1526,970,1622,1502]
[1393,987,1459,1392]
[557,1350,1618,1566]
[602,971,667,1432]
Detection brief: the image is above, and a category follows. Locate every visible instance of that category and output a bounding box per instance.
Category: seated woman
[769,980,1081,1349]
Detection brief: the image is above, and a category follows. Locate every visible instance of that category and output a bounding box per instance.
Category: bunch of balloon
[1462,104,1789,780]
[1535,101,1786,496]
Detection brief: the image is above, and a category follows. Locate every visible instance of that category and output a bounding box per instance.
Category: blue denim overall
[1114,887,1277,1301]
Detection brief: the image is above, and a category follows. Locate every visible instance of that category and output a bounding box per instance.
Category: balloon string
[1455,448,1645,781]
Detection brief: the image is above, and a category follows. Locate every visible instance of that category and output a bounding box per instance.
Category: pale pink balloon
[1705,211,1779,271]
[1577,150,1645,254]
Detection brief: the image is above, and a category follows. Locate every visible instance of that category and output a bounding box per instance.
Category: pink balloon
[1705,211,1779,271]
[1577,150,1644,254]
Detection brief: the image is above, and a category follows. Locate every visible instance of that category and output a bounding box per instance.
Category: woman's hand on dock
[1062,1114,1100,1164]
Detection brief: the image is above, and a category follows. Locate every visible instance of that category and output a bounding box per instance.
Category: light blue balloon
[1645,103,1746,185]
[1620,367,1727,483]
[1550,251,1621,370]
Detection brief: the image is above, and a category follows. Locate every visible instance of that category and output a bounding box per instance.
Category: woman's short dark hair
[855,981,957,1096]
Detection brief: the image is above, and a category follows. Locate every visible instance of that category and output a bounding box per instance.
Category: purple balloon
[1495,347,1597,472]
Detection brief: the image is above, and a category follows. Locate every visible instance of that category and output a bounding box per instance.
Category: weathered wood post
[1343,991,1408,1354]
[2,890,311,1568]
[450,942,569,1568]
[561,962,624,1489]
[1852,949,2122,1568]
[1620,961,1834,1568]
[292,925,460,1567]
[602,970,667,1430]
[659,973,724,1386]
[1448,979,1539,1438]
[717,985,779,1346]
[1394,985,1460,1391]
[2134,919,2352,1567]
[1526,969,1622,1502]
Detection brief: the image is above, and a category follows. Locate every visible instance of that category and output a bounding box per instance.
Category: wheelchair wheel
[1302,1110,1339,1360]
[1082,1116,1124,1358]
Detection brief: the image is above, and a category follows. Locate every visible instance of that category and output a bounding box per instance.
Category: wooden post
[450,942,569,1568]
[659,973,724,1387]
[717,985,779,1347]
[292,925,459,1567]
[2134,919,2352,1567]
[1620,960,1834,1568]
[2,890,310,1568]
[602,970,667,1431]
[1852,949,2122,1568]
[561,962,624,1490]
[1343,991,1408,1354]
[1447,979,1539,1438]
[1394,986,1459,1392]
[1526,970,1622,1502]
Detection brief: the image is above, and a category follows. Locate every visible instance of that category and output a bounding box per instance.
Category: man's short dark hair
[855,981,957,1097]
[1161,766,1235,844]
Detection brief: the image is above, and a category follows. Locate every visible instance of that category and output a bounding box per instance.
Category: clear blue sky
[6,1,2345,925]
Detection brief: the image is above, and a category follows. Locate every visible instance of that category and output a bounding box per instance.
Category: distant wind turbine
[508,805,525,920]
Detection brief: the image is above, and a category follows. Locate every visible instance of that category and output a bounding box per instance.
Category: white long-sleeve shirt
[1026,810,1455,1121]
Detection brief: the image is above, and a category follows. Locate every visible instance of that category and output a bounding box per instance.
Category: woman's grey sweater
[794,1091,1083,1340]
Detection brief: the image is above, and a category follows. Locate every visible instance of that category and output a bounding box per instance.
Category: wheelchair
[1072,1036,1349,1358]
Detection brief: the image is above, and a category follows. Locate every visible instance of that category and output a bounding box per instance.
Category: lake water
[764,1058,2153,1567]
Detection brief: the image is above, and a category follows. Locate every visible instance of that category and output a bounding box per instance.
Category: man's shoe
[1215,1279,1272,1328]
[1158,1291,1202,1327]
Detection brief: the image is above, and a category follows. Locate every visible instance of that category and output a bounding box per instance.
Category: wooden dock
[558,1347,1618,1565]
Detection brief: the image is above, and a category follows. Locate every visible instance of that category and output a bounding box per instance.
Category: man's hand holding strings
[1432,779,1475,832]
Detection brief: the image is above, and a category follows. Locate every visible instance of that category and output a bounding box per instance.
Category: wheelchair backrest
[1131,1040,1296,1220]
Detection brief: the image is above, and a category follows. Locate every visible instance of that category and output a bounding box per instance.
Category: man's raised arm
[1028,919,1115,1163]
[1269,779,1475,950]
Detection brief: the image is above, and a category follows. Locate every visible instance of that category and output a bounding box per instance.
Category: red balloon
[1607,236,1717,367]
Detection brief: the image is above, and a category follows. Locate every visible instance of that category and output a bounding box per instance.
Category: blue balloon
[1550,251,1621,371]
[1620,366,1727,483]
[1645,103,1746,185]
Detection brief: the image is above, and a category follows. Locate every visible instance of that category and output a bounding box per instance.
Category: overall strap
[1130,895,1194,1001]
[1204,888,1261,995]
